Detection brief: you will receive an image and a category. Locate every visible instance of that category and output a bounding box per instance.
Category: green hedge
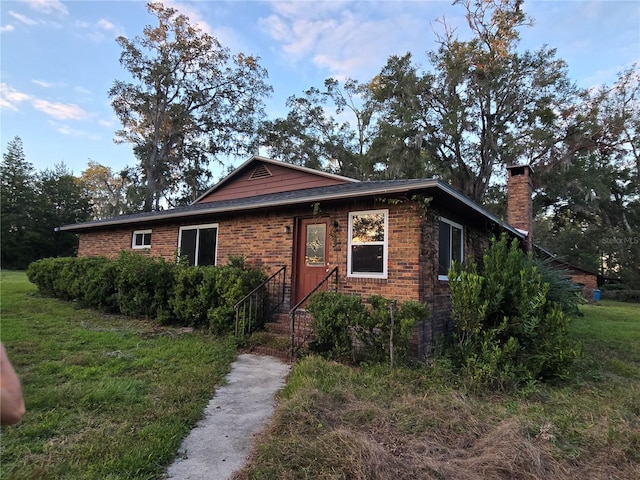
[601,289,640,303]
[306,291,430,365]
[26,254,266,333]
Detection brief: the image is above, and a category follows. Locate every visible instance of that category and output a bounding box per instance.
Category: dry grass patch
[233,349,640,480]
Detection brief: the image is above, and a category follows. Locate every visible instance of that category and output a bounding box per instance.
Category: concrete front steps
[242,311,314,361]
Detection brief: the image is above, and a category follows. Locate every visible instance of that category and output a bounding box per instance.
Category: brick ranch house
[58,157,596,358]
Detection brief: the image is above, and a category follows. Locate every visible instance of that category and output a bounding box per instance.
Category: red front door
[293,217,330,305]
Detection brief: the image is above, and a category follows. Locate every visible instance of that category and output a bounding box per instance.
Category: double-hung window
[132,230,152,249]
[438,217,463,280]
[178,224,218,266]
[347,209,388,278]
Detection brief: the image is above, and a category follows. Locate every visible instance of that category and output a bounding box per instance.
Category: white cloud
[32,79,56,88]
[1,83,92,120]
[23,0,69,16]
[33,99,88,120]
[261,14,289,42]
[259,1,434,80]
[8,10,38,25]
[97,19,115,31]
[98,118,115,128]
[73,17,124,42]
[0,24,16,33]
[48,121,101,140]
[0,83,31,110]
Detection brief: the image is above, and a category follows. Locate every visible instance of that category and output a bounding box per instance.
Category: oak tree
[109,2,272,210]
[371,0,580,202]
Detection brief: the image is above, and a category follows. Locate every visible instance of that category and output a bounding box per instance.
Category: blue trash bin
[593,289,601,302]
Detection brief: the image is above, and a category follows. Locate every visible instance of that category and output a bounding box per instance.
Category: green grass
[0,271,238,480]
[233,300,640,480]
[3,270,640,479]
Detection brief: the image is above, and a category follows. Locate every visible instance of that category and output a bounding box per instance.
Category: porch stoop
[244,310,315,361]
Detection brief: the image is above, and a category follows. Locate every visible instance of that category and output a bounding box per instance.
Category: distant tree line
[1,137,91,269]
[2,0,637,284]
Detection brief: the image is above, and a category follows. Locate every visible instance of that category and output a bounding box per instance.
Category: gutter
[58,179,525,240]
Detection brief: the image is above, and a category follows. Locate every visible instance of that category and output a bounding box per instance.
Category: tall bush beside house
[448,234,582,391]
[535,256,583,315]
[360,296,429,364]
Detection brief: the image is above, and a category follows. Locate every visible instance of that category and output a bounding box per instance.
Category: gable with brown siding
[196,156,356,203]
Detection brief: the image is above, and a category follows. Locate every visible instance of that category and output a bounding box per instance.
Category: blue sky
[1,0,639,182]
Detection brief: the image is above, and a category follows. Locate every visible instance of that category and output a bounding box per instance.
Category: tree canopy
[4,0,637,283]
[1,137,92,269]
[80,161,145,220]
[109,2,272,210]
[259,0,638,283]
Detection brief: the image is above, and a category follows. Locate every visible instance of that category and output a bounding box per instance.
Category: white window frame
[347,209,388,279]
[438,217,464,281]
[131,229,152,250]
[177,223,219,266]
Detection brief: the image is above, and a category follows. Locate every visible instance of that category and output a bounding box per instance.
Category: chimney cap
[506,164,534,175]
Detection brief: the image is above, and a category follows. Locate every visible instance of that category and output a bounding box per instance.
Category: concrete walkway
[165,354,291,480]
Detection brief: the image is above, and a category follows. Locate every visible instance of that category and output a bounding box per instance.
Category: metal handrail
[234,266,286,336]
[289,266,338,360]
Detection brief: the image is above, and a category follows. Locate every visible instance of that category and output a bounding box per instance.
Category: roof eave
[59,179,525,241]
[59,181,438,232]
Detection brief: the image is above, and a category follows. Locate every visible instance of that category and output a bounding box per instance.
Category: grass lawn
[3,268,639,480]
[0,271,238,480]
[233,300,640,480]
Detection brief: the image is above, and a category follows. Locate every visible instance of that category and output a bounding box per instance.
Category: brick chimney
[506,164,534,251]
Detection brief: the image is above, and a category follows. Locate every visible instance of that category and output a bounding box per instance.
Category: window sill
[346,275,388,283]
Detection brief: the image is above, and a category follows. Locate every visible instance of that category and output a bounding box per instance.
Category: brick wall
[569,272,598,300]
[78,229,133,258]
[77,224,180,260]
[76,198,496,358]
[416,207,492,359]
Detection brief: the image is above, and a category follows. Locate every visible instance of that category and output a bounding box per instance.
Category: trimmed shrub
[601,289,640,303]
[81,257,119,312]
[306,291,367,360]
[207,262,267,335]
[27,256,118,311]
[169,265,208,327]
[115,252,174,319]
[27,257,70,297]
[306,291,430,364]
[27,254,267,330]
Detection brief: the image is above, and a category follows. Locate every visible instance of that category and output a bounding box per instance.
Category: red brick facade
[77,197,498,358]
[507,165,534,251]
[68,157,602,358]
